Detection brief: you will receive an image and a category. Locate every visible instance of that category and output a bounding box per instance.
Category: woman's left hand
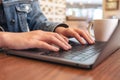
[55,27,95,44]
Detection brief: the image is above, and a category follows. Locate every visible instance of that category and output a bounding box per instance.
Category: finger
[55,34,71,48]
[82,30,95,44]
[35,41,60,52]
[71,31,86,44]
[75,29,94,44]
[60,34,69,42]
[85,30,95,42]
[50,36,71,50]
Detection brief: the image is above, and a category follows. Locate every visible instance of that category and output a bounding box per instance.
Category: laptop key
[63,54,75,59]
[72,56,82,61]
[40,41,105,62]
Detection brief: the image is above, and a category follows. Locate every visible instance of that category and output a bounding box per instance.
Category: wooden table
[0,49,120,80]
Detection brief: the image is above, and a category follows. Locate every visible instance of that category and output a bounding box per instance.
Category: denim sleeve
[27,1,68,32]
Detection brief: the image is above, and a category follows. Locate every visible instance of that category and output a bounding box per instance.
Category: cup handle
[88,21,94,37]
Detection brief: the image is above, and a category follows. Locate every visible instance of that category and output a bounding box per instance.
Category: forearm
[0,32,5,48]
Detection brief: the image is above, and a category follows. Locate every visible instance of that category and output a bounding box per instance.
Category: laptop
[5,20,120,69]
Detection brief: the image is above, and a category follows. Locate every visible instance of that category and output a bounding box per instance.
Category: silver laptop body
[6,20,120,69]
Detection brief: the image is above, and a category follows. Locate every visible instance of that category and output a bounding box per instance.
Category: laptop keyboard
[41,41,106,62]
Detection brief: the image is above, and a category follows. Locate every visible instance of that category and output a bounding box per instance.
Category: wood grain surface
[0,49,120,80]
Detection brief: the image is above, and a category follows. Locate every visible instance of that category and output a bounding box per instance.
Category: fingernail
[65,43,72,49]
[91,40,95,43]
[68,45,72,49]
[82,41,86,44]
[65,46,70,50]
[54,48,59,51]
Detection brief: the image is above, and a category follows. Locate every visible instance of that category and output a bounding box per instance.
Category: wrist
[55,26,66,34]
[0,32,7,48]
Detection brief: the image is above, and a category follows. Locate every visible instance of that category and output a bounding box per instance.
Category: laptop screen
[93,20,120,68]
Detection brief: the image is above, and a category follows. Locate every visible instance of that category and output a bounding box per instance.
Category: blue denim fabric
[2,0,68,32]
[0,4,7,31]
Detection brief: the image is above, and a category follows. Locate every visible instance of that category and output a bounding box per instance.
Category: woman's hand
[55,27,95,44]
[0,30,71,51]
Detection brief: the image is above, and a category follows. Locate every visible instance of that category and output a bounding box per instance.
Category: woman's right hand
[0,30,71,51]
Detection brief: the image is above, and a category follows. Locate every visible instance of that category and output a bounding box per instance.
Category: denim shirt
[0,3,7,31]
[1,0,68,32]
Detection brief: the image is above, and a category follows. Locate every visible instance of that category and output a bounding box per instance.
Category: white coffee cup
[88,19,118,42]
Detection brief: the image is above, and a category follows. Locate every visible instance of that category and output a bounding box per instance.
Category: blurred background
[39,0,120,28]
